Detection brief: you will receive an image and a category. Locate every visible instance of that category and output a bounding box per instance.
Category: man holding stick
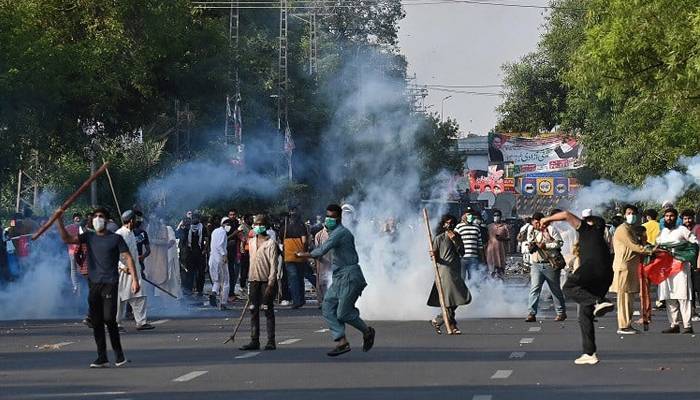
[428,214,471,335]
[297,204,375,357]
[57,207,140,368]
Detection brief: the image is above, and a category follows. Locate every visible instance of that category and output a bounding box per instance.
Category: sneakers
[209,293,218,307]
[136,323,155,331]
[574,353,599,365]
[616,327,638,335]
[662,325,681,334]
[691,315,700,322]
[264,341,276,351]
[327,343,351,357]
[525,314,536,322]
[280,300,292,306]
[362,327,376,352]
[82,317,93,329]
[594,301,615,317]
[118,326,126,334]
[682,327,694,334]
[239,341,260,351]
[89,358,110,368]
[115,356,129,367]
[555,314,567,322]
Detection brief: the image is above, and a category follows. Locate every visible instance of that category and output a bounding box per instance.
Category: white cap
[662,200,674,209]
[581,209,592,218]
[220,217,230,225]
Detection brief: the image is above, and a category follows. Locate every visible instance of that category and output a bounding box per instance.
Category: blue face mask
[253,226,267,235]
[325,217,338,230]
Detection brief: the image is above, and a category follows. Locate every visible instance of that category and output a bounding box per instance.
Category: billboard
[468,164,516,194]
[489,133,584,175]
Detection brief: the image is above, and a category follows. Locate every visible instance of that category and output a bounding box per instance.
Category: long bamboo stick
[103,162,122,222]
[422,208,455,334]
[32,163,110,241]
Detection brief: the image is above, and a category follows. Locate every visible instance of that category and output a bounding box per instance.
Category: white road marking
[509,351,526,359]
[528,327,541,332]
[314,329,330,333]
[519,337,534,344]
[173,371,208,382]
[37,342,75,350]
[278,338,301,345]
[235,351,261,359]
[491,370,513,379]
[151,319,170,325]
[21,392,127,398]
[473,396,493,400]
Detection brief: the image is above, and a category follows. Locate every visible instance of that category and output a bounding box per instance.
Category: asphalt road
[2,299,699,400]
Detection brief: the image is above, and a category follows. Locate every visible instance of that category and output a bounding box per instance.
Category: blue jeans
[528,262,566,316]
[322,265,368,341]
[460,257,481,281]
[285,262,317,306]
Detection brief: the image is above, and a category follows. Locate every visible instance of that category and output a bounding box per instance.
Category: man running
[297,204,375,357]
[57,207,140,368]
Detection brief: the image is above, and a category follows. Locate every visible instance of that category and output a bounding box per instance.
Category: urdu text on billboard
[488,133,584,175]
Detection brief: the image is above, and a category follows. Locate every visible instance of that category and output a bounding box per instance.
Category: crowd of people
[2,199,699,368]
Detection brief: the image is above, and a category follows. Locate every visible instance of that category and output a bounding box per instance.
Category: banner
[489,133,584,175]
[522,178,537,196]
[553,177,569,196]
[536,177,554,196]
[468,164,516,194]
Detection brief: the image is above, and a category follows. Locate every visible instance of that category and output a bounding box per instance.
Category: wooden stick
[32,163,110,241]
[423,208,455,334]
[224,297,251,344]
[103,162,122,222]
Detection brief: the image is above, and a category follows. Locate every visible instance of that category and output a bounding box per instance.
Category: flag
[284,125,295,155]
[232,95,242,144]
[642,251,685,285]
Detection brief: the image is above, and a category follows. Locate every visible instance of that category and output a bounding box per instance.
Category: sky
[398,1,549,136]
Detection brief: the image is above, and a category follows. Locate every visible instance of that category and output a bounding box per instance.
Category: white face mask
[93,217,106,232]
[224,225,232,233]
[494,216,502,223]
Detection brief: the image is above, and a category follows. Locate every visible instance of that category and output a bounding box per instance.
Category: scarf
[187,223,204,249]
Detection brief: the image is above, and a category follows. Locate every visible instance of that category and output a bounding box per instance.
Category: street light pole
[441,95,453,123]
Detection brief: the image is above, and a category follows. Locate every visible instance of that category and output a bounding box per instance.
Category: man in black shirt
[57,207,140,368]
[541,210,614,366]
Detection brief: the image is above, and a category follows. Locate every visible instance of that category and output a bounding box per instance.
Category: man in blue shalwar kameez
[297,204,376,357]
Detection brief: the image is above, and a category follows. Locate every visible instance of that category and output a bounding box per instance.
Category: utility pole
[278,0,291,180]
[15,151,40,213]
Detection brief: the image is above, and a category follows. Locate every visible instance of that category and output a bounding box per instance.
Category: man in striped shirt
[455,208,485,281]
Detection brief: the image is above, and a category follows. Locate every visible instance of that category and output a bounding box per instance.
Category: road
[1,299,699,400]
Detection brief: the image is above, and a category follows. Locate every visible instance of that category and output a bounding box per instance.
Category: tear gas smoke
[574,155,700,214]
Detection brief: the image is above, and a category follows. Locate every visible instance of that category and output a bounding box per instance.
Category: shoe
[239,341,260,351]
[118,326,126,334]
[574,353,599,365]
[691,315,700,322]
[280,300,292,306]
[662,325,681,334]
[617,327,638,335]
[264,341,276,351]
[362,327,375,352]
[594,301,614,317]
[89,358,110,368]
[682,327,694,334]
[555,314,567,322]
[291,303,304,309]
[82,317,93,329]
[525,314,536,322]
[115,356,129,367]
[136,323,155,331]
[209,293,218,307]
[327,343,351,357]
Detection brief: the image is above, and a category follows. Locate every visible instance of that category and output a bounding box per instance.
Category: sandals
[448,327,462,335]
[430,319,443,335]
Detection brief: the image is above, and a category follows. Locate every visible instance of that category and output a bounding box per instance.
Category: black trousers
[435,306,458,328]
[185,253,206,294]
[249,281,276,341]
[563,280,600,356]
[239,255,249,289]
[88,282,124,360]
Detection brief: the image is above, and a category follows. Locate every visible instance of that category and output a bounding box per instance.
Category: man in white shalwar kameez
[209,217,231,309]
[116,210,154,331]
[656,208,698,334]
[146,218,182,300]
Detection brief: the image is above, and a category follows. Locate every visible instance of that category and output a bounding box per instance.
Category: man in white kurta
[209,217,231,309]
[656,208,698,334]
[145,219,182,300]
[116,210,154,331]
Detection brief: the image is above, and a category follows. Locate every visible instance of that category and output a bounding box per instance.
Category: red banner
[641,251,685,285]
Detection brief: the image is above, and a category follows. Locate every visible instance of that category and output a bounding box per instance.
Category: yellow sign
[536,177,554,196]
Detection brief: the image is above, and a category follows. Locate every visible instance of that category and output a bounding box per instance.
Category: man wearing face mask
[486,209,510,279]
[297,204,375,357]
[209,217,231,309]
[183,213,207,297]
[56,207,140,368]
[116,210,155,332]
[610,205,651,335]
[428,214,471,335]
[455,208,484,281]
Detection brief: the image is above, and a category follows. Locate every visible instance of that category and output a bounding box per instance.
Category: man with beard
[297,204,375,357]
[428,214,471,335]
[455,208,484,281]
[485,209,510,279]
[541,210,614,365]
[656,208,698,334]
[610,205,651,335]
[525,212,566,322]
[56,207,140,367]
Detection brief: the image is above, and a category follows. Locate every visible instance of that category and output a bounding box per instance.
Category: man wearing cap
[116,210,154,331]
[209,217,232,309]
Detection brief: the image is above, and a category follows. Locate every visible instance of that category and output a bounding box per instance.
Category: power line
[192,0,579,11]
[414,83,504,88]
